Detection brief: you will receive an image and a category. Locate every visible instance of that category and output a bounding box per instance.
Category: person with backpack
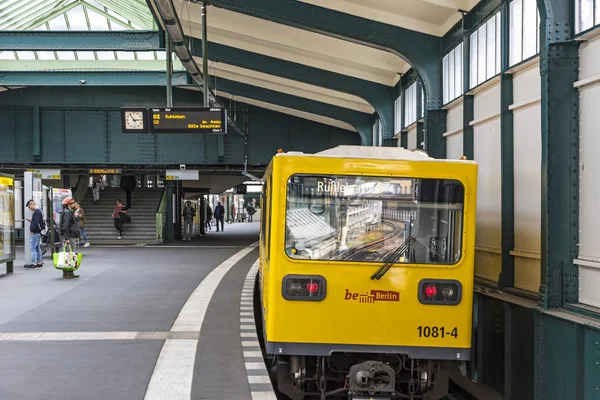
[24,199,45,269]
[246,203,255,223]
[214,201,225,232]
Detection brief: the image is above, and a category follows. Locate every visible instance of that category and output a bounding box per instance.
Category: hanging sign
[165,170,199,180]
[150,107,227,134]
[26,169,61,179]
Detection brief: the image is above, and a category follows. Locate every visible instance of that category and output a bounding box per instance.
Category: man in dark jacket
[214,202,225,232]
[25,199,44,269]
[60,197,80,279]
[120,175,137,208]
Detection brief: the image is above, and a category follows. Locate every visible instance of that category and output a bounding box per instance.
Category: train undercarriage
[269,353,452,400]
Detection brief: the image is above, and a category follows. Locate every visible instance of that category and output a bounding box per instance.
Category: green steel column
[32,105,41,161]
[166,39,173,107]
[462,23,474,160]
[425,109,446,158]
[166,180,175,242]
[416,80,424,150]
[537,0,580,309]
[400,132,408,149]
[499,0,515,289]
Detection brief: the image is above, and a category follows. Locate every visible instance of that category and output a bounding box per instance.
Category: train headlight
[282,275,327,301]
[418,279,462,305]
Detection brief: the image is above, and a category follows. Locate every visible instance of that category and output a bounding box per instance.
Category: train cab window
[284,174,465,265]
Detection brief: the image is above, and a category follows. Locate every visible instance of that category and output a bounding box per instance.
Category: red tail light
[282,275,326,301]
[425,284,437,298]
[418,280,462,305]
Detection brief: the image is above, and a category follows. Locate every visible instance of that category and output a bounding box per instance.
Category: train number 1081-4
[417,326,458,338]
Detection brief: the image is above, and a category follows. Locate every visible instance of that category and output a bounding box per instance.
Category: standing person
[92,175,101,204]
[59,197,80,279]
[120,175,136,208]
[24,199,44,269]
[112,199,128,239]
[214,201,225,232]
[246,203,255,223]
[182,201,196,241]
[206,204,213,231]
[74,202,90,247]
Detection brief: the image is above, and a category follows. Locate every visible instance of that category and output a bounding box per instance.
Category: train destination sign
[89,168,122,175]
[149,107,227,134]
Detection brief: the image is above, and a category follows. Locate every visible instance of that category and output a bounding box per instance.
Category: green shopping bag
[53,242,83,271]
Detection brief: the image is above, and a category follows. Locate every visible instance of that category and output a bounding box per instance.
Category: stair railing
[155,186,167,243]
[72,175,90,203]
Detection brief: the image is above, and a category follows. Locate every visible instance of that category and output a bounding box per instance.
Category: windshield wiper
[370,236,416,280]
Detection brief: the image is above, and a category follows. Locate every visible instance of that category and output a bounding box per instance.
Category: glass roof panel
[0,52,17,60]
[77,51,96,60]
[66,5,89,30]
[37,51,56,60]
[0,0,162,71]
[87,10,109,30]
[16,51,36,60]
[47,14,68,30]
[96,51,116,60]
[136,51,156,60]
[116,51,135,60]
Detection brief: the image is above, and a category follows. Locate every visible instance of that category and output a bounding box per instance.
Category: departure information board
[149,107,227,134]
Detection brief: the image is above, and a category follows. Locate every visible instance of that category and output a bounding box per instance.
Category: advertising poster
[52,188,72,226]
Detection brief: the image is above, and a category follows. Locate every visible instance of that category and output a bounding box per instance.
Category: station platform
[0,222,277,400]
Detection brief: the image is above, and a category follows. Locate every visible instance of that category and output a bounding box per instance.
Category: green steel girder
[0,30,162,51]
[190,39,393,136]
[205,78,371,145]
[536,0,580,309]
[0,71,188,86]
[204,0,442,138]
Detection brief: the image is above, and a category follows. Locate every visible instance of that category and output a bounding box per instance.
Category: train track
[335,220,406,261]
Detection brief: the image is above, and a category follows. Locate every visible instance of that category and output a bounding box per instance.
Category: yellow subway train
[256,146,478,400]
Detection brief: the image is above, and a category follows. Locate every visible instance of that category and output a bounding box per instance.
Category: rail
[72,175,89,203]
[155,186,167,242]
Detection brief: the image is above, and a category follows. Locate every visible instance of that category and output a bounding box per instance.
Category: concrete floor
[0,222,267,400]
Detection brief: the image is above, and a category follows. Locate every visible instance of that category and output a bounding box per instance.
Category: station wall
[439,58,542,293]
[0,87,360,166]
[576,34,600,308]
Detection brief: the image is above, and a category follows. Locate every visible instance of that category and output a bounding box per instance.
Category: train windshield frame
[284,174,466,265]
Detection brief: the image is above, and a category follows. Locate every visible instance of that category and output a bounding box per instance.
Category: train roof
[275,145,476,164]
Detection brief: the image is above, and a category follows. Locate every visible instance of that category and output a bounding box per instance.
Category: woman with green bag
[56,197,82,279]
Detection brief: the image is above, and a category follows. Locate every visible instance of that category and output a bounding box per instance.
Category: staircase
[79,187,164,245]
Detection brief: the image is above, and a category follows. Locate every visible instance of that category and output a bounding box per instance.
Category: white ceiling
[175,2,408,86]
[168,0,481,132]
[298,0,482,37]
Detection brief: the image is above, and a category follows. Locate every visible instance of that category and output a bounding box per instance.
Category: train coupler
[347,360,395,399]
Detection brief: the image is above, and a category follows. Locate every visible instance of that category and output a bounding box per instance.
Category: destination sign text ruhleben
[149,107,227,134]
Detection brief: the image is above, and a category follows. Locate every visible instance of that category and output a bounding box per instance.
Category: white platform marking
[143,242,258,400]
[240,259,277,400]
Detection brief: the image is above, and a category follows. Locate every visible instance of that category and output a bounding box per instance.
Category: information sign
[89,168,122,175]
[149,108,227,134]
[165,170,199,180]
[26,169,61,179]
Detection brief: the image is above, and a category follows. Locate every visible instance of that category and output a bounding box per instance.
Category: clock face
[125,111,144,130]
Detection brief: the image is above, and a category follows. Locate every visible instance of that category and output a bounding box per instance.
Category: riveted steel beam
[0,71,188,86]
[0,31,162,51]
[536,0,580,309]
[203,0,441,141]
[189,39,393,139]
[205,78,372,145]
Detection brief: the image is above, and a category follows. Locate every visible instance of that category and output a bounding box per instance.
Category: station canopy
[0,0,181,70]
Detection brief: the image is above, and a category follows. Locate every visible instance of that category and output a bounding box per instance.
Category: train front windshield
[285,174,465,265]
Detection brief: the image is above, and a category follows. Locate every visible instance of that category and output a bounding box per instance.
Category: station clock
[121,108,149,133]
